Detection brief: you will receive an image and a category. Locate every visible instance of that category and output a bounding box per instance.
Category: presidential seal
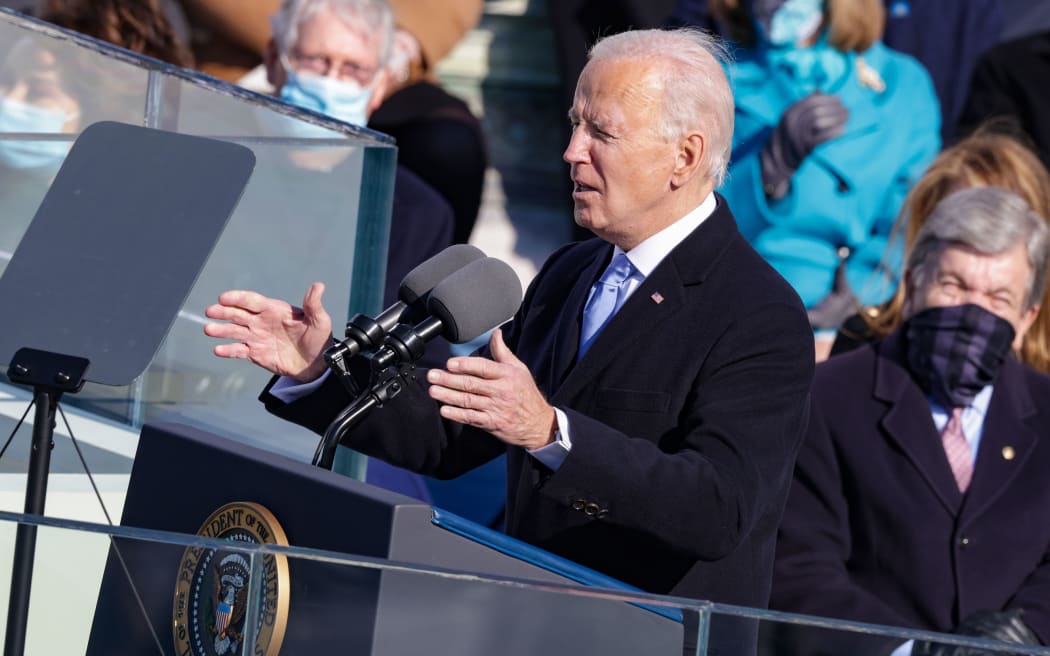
[173,502,290,656]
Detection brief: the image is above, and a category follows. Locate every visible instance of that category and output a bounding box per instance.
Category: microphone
[374,256,523,368]
[324,244,485,373]
[312,256,523,469]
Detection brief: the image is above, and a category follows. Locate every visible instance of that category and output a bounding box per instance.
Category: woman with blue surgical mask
[0,39,84,263]
[0,40,81,171]
[692,0,941,361]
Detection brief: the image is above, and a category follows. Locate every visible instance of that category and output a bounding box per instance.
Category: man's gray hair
[587,28,735,187]
[271,0,394,65]
[907,186,1050,309]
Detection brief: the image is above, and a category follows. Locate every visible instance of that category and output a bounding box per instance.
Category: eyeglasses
[286,52,378,86]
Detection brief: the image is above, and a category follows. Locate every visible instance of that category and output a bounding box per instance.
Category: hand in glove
[912,609,1042,656]
[760,92,849,200]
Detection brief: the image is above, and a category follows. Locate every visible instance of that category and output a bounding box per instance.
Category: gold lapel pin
[857,57,886,93]
[1002,446,1016,461]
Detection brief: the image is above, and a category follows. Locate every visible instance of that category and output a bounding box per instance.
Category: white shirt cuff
[269,369,331,403]
[890,640,913,656]
[528,407,572,470]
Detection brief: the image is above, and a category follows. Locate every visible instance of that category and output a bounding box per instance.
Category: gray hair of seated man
[586,28,735,188]
[907,186,1050,310]
[271,0,394,66]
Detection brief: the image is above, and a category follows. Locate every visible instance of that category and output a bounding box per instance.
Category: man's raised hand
[204,282,333,383]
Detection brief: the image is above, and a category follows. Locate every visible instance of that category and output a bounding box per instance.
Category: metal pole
[4,389,58,656]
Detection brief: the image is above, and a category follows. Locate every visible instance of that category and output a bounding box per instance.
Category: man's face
[563,58,684,250]
[266,6,387,116]
[908,242,1040,351]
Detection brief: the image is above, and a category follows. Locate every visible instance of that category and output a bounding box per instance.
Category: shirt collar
[619,192,717,276]
[931,384,994,419]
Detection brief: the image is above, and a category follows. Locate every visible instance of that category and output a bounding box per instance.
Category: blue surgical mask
[0,96,74,170]
[752,0,825,47]
[279,69,373,128]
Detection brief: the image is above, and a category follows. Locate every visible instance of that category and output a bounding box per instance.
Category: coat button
[584,502,600,517]
[959,536,970,549]
[596,509,609,519]
[571,499,585,511]
[1002,446,1015,461]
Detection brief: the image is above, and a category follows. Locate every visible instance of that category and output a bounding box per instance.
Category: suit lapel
[959,359,1039,524]
[555,259,687,401]
[875,332,965,515]
[551,198,738,404]
[549,244,610,389]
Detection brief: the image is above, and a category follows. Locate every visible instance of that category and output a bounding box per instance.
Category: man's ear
[264,39,284,91]
[367,69,390,117]
[1013,303,1040,351]
[670,131,705,188]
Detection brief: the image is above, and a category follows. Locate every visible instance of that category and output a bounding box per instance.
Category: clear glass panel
[0,511,702,655]
[0,10,396,462]
[0,511,1046,656]
[708,603,1050,656]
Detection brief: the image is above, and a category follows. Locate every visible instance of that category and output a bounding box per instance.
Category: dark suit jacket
[957,29,1050,169]
[772,329,1050,646]
[264,198,814,632]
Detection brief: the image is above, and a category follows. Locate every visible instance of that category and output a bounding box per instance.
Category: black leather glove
[760,92,849,200]
[912,609,1042,656]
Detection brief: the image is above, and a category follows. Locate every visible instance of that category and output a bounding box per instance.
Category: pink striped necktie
[941,407,973,492]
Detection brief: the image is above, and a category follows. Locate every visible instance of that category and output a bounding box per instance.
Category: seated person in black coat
[773,186,1050,654]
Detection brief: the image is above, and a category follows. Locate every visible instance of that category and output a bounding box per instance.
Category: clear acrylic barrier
[709,603,1050,656]
[0,9,396,462]
[0,510,1046,655]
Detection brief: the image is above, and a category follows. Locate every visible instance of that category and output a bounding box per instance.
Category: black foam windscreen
[399,244,486,304]
[426,257,523,343]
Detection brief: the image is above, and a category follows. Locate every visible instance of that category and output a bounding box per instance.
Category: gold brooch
[857,57,886,93]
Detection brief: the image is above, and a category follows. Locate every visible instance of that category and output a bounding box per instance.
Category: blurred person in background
[260,0,454,501]
[38,0,194,67]
[957,29,1050,171]
[259,0,454,368]
[709,0,940,361]
[832,129,1050,375]
[879,0,1003,144]
[0,36,84,254]
[179,0,486,245]
[772,185,1050,655]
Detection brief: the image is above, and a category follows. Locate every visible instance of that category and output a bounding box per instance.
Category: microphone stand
[311,322,431,471]
[322,311,392,400]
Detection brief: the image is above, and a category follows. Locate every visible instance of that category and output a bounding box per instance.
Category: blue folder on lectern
[88,422,685,655]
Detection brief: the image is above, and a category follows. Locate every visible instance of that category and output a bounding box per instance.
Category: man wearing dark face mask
[770,185,1050,654]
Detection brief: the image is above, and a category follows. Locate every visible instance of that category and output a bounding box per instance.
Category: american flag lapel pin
[650,291,664,304]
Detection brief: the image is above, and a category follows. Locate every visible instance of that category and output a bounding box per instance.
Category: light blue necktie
[578,253,635,358]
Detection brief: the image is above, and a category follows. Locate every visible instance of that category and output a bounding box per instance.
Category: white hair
[908,186,1050,308]
[587,28,735,186]
[271,0,394,65]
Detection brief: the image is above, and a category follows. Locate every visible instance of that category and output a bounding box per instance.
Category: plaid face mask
[905,303,1015,408]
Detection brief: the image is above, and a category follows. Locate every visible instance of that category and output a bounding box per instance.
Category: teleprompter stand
[0,121,254,655]
[3,349,89,656]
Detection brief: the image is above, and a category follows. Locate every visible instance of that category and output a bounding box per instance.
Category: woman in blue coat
[711,0,940,357]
